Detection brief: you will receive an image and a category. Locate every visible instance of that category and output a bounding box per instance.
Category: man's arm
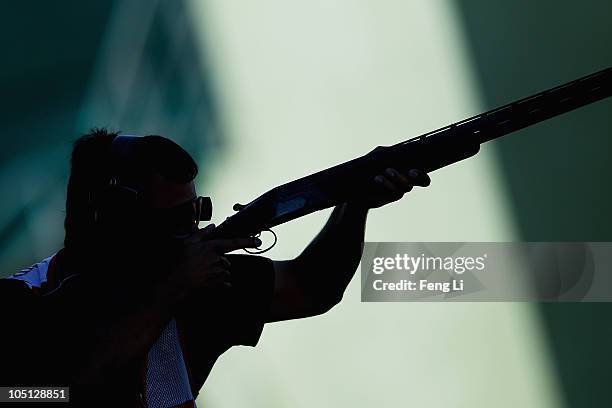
[268,202,367,321]
[267,168,431,322]
[75,234,258,384]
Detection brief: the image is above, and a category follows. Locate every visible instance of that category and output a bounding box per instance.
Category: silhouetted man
[0,129,430,407]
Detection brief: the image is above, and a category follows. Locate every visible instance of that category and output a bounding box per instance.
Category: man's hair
[64,128,198,247]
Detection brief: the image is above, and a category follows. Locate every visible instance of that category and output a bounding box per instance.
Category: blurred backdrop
[1,1,611,407]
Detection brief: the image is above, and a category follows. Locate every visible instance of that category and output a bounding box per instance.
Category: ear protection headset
[92,134,213,225]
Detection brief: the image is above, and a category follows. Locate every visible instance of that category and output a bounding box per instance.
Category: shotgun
[211,67,612,241]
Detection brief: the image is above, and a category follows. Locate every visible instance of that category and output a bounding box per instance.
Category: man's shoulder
[5,253,56,291]
[3,249,78,297]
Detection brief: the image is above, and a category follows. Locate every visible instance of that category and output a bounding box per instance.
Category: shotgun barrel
[212,67,612,239]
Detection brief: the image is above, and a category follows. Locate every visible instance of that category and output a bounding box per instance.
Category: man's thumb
[202,223,216,235]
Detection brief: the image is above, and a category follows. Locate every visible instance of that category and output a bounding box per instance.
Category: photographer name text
[370,253,487,294]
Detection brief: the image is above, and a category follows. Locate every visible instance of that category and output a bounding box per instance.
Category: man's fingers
[375,174,412,195]
[203,254,231,269]
[201,264,230,280]
[203,266,233,288]
[184,223,216,244]
[408,169,431,187]
[384,168,415,192]
[208,266,231,280]
[214,267,232,288]
[383,168,430,189]
[375,175,401,193]
[218,255,231,269]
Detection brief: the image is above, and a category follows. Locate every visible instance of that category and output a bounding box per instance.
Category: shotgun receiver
[212,67,612,240]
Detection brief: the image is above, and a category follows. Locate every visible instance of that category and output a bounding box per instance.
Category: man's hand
[354,167,431,209]
[163,225,261,304]
[269,166,430,321]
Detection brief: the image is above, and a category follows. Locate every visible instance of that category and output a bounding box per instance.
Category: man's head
[65,128,202,255]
